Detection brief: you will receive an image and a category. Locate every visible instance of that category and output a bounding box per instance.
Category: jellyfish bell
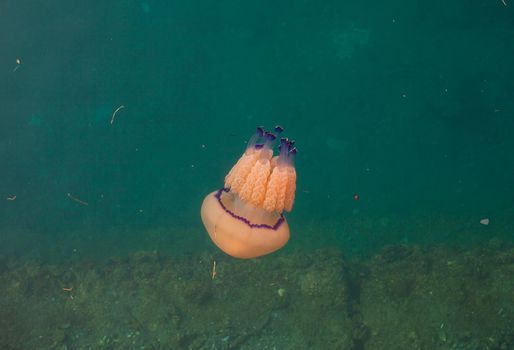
[201,127,297,259]
[200,189,290,259]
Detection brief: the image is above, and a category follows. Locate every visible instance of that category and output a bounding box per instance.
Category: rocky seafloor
[1,241,514,350]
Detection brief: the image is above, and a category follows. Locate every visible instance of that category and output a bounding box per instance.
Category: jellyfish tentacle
[284,166,296,212]
[239,131,275,205]
[239,149,271,203]
[284,147,297,212]
[276,167,289,213]
[225,151,254,189]
[225,153,245,188]
[263,167,279,212]
[263,165,287,213]
[225,127,265,189]
[249,158,272,207]
[230,152,258,193]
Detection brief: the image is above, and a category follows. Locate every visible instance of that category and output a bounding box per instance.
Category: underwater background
[1,1,514,349]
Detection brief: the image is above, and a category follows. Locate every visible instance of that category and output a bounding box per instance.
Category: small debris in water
[13,58,21,72]
[480,218,489,225]
[211,260,217,280]
[110,105,125,125]
[67,193,89,206]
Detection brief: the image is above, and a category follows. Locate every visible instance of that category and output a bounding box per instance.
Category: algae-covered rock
[358,244,514,349]
[2,243,513,349]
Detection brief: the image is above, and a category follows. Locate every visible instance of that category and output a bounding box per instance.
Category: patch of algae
[1,241,514,349]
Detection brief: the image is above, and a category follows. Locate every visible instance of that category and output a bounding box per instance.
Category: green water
[1,1,513,259]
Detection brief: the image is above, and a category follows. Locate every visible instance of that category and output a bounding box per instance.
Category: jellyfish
[201,126,297,259]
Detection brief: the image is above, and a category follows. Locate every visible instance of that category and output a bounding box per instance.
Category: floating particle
[13,58,21,72]
[480,218,489,225]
